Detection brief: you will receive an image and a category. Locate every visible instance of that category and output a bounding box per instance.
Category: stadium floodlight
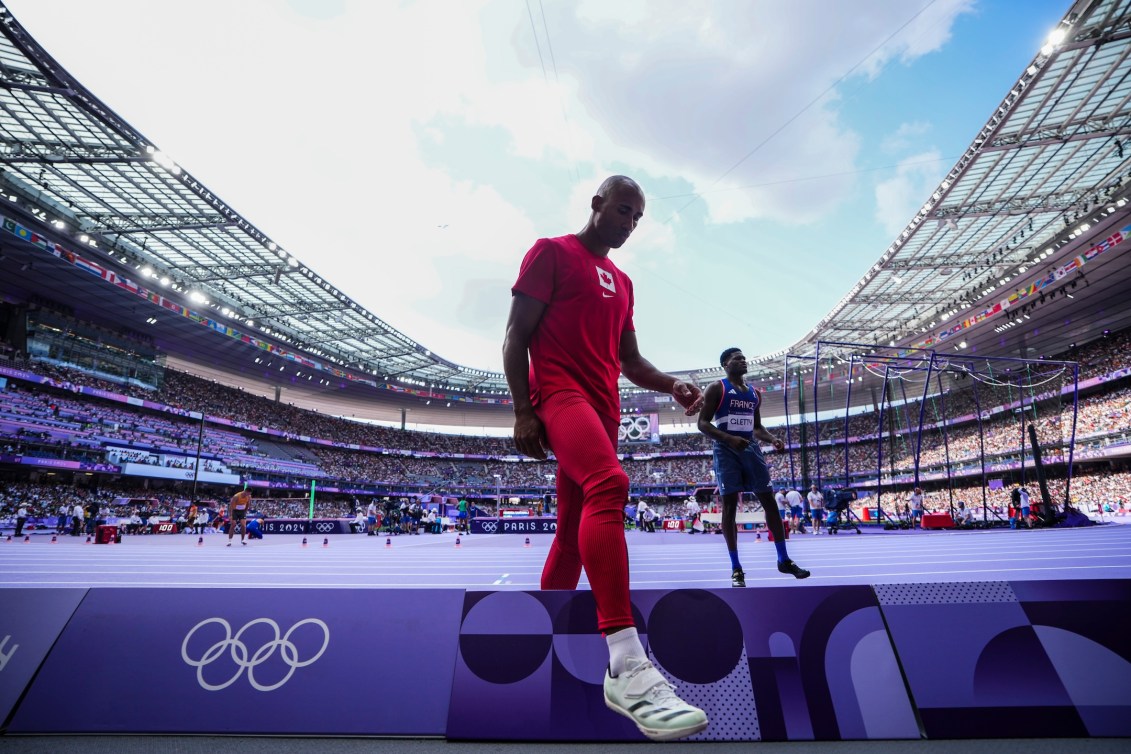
[141,266,152,277]
[159,277,169,286]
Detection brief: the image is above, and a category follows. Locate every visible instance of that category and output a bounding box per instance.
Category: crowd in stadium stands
[4,366,1128,493]
[0,328,1128,510]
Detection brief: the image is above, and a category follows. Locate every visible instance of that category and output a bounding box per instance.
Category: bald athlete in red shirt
[503,175,708,741]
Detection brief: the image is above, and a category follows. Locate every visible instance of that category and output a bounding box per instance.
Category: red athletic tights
[537,390,631,632]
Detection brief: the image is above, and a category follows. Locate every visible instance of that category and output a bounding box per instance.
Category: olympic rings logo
[618,415,653,443]
[480,521,498,533]
[180,617,330,692]
[314,522,335,533]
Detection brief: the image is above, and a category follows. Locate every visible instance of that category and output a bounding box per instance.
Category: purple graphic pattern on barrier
[5,581,1128,740]
[9,588,464,735]
[446,586,917,742]
[876,579,1131,738]
[0,589,88,725]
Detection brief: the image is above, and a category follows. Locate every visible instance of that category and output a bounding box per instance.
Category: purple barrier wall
[8,588,464,735]
[471,517,558,534]
[261,519,353,535]
[877,579,1131,739]
[446,586,918,742]
[0,589,88,725]
[5,580,1128,740]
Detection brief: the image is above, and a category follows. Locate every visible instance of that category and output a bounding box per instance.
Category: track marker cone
[197,536,204,547]
[51,535,58,544]
[85,535,92,544]
[524,537,531,548]
[454,536,461,548]
[301,537,308,547]
[24,535,30,543]
[385,537,392,548]
[323,537,329,548]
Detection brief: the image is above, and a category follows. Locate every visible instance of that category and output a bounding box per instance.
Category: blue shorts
[713,442,772,496]
[790,505,803,517]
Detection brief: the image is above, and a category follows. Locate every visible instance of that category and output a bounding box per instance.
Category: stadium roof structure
[1,0,1130,429]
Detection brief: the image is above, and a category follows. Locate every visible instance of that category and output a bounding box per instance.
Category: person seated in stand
[642,505,656,533]
[351,509,367,534]
[955,500,974,528]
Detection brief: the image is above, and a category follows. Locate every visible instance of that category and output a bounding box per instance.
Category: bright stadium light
[159,277,170,286]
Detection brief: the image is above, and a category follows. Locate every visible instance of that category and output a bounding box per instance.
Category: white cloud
[874,149,946,236]
[511,0,975,226]
[881,121,933,153]
[4,0,980,374]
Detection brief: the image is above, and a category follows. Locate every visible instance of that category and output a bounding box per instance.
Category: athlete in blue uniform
[697,348,810,587]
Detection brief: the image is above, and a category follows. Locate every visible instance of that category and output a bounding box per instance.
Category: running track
[3,522,1130,590]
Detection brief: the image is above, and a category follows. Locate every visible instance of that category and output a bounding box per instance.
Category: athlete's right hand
[726,435,750,452]
[513,410,549,460]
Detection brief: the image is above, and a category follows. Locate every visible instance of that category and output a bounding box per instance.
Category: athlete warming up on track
[503,175,708,742]
[696,347,811,588]
[227,489,251,547]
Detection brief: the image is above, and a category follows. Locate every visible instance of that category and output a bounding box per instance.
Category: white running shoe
[603,657,708,741]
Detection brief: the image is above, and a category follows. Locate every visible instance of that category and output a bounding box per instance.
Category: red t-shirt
[512,234,634,422]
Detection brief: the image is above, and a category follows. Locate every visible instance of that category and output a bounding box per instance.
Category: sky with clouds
[8,0,1069,375]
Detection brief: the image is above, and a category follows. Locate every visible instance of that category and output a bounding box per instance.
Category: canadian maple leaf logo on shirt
[596,266,616,293]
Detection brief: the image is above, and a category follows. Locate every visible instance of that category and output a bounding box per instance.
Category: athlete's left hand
[671,380,704,415]
[771,438,786,452]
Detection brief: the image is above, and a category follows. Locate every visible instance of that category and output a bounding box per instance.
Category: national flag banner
[72,255,105,278]
[2,217,15,233]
